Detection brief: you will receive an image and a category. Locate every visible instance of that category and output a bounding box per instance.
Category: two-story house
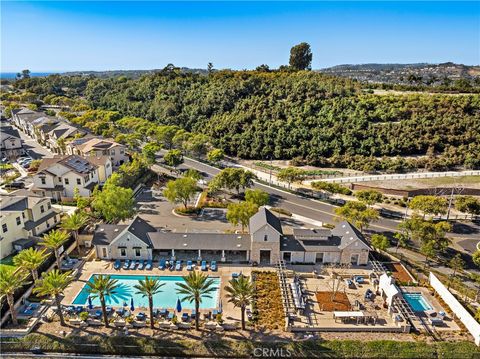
[31,155,112,201]
[0,123,24,159]
[68,137,129,167]
[0,190,61,259]
[11,108,45,135]
[46,123,84,154]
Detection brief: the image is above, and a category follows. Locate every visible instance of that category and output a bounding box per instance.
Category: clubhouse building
[91,207,371,266]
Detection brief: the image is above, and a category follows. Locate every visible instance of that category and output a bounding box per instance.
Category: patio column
[221,250,226,262]
[171,249,175,259]
[246,250,250,261]
[198,249,202,261]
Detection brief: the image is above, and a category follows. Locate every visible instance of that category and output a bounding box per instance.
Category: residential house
[46,123,84,154]
[28,116,59,145]
[68,137,128,166]
[11,108,44,135]
[91,207,371,265]
[0,190,61,259]
[31,155,112,200]
[0,124,24,158]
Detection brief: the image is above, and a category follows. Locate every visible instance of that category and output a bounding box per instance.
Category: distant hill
[320,62,480,86]
[63,67,209,78]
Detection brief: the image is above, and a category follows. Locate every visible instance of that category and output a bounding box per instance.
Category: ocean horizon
[1,72,58,79]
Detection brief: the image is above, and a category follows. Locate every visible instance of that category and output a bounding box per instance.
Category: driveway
[17,129,53,159]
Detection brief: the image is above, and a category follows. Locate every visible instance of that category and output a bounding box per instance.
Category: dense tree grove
[7,69,480,171]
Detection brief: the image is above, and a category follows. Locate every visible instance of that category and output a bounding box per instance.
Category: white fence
[305,170,480,184]
[429,272,480,346]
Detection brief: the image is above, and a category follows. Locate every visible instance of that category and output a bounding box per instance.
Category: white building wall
[0,213,28,259]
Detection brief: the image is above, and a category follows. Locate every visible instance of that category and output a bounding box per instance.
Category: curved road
[171,155,401,233]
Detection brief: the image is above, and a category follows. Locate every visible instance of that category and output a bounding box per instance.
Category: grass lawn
[1,334,478,358]
[0,254,17,270]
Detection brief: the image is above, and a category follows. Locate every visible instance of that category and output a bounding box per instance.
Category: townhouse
[31,154,112,200]
[0,189,61,259]
[91,207,371,266]
[68,137,129,166]
[0,123,24,158]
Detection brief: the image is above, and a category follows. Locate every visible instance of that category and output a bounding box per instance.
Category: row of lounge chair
[114,259,154,270]
[114,259,218,271]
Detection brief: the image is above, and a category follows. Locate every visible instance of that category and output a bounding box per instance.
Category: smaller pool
[403,292,432,311]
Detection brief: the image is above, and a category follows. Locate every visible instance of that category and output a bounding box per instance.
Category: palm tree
[224,276,254,330]
[61,212,88,255]
[40,229,69,268]
[176,271,217,330]
[134,276,165,329]
[86,275,118,327]
[33,270,72,326]
[13,248,48,281]
[0,267,28,326]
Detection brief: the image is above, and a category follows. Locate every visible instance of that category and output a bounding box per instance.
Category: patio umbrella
[87,296,93,310]
[130,297,135,311]
[176,298,182,313]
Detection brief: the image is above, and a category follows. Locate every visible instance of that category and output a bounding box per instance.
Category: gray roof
[125,216,156,247]
[0,125,21,141]
[91,216,156,247]
[292,228,331,239]
[282,221,370,252]
[23,210,60,231]
[332,221,371,250]
[249,207,283,234]
[148,232,251,251]
[92,224,128,246]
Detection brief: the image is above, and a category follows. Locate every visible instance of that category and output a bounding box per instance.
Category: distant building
[91,207,371,265]
[0,190,61,259]
[31,154,112,200]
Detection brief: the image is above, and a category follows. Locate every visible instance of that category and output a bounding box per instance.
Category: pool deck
[63,260,263,323]
[401,287,460,332]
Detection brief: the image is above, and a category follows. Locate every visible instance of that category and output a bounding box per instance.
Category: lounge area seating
[114,259,121,270]
[201,260,207,271]
[137,260,145,270]
[159,259,166,270]
[186,260,193,271]
[123,260,130,269]
[210,261,217,271]
[175,260,182,271]
[145,260,153,270]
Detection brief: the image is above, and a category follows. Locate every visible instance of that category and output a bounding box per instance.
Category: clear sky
[1,1,479,72]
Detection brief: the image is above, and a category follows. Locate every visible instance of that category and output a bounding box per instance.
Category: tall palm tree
[0,267,28,326]
[40,229,69,269]
[134,276,165,329]
[224,276,254,330]
[13,248,48,281]
[61,212,88,255]
[86,275,118,327]
[33,270,72,326]
[176,272,217,330]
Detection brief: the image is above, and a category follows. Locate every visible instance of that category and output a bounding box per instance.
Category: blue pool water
[403,292,432,311]
[72,275,220,309]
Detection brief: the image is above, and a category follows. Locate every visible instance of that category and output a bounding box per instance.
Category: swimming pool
[72,274,220,309]
[403,292,432,311]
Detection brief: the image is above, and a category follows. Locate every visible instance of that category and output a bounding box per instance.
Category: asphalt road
[171,155,401,233]
[161,153,480,242]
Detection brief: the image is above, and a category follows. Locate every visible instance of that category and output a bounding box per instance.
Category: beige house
[0,124,24,159]
[91,207,371,265]
[31,155,112,201]
[0,190,61,259]
[68,137,128,167]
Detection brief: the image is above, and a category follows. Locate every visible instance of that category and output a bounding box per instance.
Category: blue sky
[1,1,479,72]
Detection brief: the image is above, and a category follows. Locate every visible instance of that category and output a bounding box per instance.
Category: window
[47,202,51,210]
[120,248,126,257]
[40,205,46,213]
[120,149,125,154]
[264,235,268,242]
[16,217,21,225]
[135,248,141,257]
[102,248,107,258]
[46,221,50,228]
[110,149,116,155]
[22,212,25,219]
[76,178,81,185]
[2,224,7,233]
[64,178,69,185]
[40,177,46,185]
